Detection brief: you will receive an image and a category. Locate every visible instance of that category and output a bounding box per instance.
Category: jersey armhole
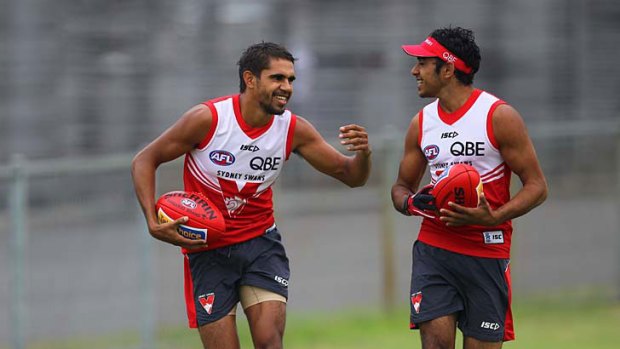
[486,100,506,150]
[285,114,297,160]
[197,102,219,150]
[417,109,424,147]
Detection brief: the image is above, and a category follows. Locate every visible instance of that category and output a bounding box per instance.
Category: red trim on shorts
[438,89,482,125]
[286,114,297,160]
[503,263,515,341]
[184,254,198,328]
[197,102,219,150]
[233,94,275,139]
[486,100,506,150]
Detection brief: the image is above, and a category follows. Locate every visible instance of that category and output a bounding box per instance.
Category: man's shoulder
[203,94,237,106]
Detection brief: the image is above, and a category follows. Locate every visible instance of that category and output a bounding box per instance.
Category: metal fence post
[380,126,399,312]
[617,136,620,302]
[139,214,156,349]
[9,154,27,349]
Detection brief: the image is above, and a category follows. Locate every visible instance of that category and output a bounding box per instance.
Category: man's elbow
[344,168,371,188]
[345,177,368,188]
[131,151,152,179]
[533,180,548,207]
[130,153,143,178]
[538,182,548,205]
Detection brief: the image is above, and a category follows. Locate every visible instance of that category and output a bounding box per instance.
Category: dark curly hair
[237,42,296,92]
[431,26,481,85]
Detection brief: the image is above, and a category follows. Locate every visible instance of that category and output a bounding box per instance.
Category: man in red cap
[392,27,547,348]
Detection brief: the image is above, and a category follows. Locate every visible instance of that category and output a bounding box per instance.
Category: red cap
[402,37,472,74]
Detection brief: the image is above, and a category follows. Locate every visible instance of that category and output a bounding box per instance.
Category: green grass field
[19,298,620,349]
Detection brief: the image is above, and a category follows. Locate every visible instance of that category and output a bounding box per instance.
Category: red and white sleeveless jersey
[182,94,296,252]
[418,89,513,258]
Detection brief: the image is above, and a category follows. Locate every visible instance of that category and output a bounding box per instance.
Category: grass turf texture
[13,299,620,349]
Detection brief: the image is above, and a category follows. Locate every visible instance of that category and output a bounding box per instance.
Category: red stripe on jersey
[183,255,198,328]
[437,89,483,125]
[233,94,275,139]
[481,171,512,210]
[486,100,506,150]
[197,102,219,150]
[185,154,221,192]
[481,162,506,181]
[286,114,297,160]
[417,109,424,147]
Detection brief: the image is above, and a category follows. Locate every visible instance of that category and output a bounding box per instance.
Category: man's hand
[148,216,209,249]
[405,184,437,219]
[439,193,501,227]
[339,124,371,156]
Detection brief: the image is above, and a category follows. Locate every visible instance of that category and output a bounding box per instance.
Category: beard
[259,99,285,115]
[258,91,288,115]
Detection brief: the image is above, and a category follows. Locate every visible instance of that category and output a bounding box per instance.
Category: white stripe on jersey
[186,154,221,193]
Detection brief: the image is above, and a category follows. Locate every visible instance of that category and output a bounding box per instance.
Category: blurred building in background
[1,0,619,347]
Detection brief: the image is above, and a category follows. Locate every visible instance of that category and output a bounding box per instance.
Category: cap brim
[401,44,436,57]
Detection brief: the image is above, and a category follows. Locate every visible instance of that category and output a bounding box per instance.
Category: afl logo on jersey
[423,145,440,160]
[209,150,235,166]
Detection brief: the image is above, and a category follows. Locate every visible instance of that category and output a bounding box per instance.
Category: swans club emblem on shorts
[411,291,423,314]
[199,293,215,314]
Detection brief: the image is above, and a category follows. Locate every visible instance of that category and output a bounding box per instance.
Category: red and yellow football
[432,164,482,211]
[155,191,225,242]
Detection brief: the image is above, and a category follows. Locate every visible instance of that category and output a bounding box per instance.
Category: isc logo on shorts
[480,321,500,330]
[274,275,289,287]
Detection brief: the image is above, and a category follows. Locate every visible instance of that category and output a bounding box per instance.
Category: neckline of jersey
[233,94,275,139]
[437,88,483,125]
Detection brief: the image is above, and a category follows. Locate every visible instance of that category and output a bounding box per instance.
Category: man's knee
[418,314,458,349]
[251,330,283,349]
[420,332,455,349]
[245,300,286,349]
[198,315,239,349]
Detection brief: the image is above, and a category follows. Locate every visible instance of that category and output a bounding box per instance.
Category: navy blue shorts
[184,227,290,327]
[409,241,514,342]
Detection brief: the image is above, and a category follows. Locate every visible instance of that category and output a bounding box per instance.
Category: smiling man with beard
[131,42,372,349]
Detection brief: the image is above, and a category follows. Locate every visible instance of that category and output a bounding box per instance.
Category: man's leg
[463,337,502,349]
[418,313,458,349]
[245,300,286,349]
[198,314,240,349]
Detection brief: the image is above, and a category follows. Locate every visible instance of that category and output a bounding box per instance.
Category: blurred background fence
[1,0,620,348]
[1,127,619,348]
